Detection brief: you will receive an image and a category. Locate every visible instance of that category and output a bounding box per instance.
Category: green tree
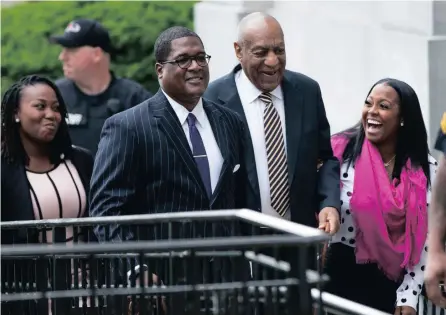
[1,1,196,95]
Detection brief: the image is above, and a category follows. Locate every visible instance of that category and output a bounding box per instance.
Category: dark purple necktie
[187,113,212,198]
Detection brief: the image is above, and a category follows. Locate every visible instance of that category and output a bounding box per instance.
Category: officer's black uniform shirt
[56,73,152,155]
[435,112,446,156]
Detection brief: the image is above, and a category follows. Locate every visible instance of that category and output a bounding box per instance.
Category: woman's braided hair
[1,74,72,165]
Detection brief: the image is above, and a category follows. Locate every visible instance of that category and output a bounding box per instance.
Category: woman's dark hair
[1,74,73,165]
[336,78,431,184]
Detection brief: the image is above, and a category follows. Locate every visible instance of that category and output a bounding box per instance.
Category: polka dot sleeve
[396,241,428,308]
[396,156,438,309]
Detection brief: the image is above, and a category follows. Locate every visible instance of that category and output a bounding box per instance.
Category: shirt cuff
[127,264,148,285]
[396,290,419,309]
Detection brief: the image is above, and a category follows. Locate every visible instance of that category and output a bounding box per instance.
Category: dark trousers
[166,257,251,314]
[323,243,400,314]
[124,255,251,315]
[253,228,316,315]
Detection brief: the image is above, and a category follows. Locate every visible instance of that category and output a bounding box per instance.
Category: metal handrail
[0,209,328,239]
[1,209,332,314]
[1,235,327,257]
[0,208,393,315]
[311,289,392,315]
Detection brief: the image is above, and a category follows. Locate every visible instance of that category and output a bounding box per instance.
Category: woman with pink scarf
[323,78,439,315]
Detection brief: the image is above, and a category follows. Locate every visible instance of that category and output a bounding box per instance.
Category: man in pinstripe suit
[89,26,250,307]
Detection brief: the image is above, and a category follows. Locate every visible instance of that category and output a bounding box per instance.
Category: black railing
[1,209,391,315]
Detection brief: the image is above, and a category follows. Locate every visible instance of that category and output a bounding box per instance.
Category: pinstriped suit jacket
[89,90,249,276]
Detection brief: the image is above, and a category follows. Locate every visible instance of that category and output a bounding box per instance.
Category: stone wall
[194,0,446,156]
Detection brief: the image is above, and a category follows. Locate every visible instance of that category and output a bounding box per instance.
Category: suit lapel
[152,91,208,198]
[216,70,261,202]
[216,66,304,192]
[203,101,229,202]
[282,77,304,186]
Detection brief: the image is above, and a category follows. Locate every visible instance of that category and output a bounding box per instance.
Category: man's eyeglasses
[160,54,211,69]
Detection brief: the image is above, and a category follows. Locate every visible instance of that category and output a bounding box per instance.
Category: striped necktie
[259,92,290,217]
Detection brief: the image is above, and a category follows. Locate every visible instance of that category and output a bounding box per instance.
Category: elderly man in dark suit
[204,12,340,235]
[204,12,340,277]
[89,26,249,312]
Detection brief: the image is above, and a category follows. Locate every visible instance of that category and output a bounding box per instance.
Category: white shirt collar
[236,68,283,104]
[162,89,205,127]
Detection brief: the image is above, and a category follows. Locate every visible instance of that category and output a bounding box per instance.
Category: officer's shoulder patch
[441,112,446,134]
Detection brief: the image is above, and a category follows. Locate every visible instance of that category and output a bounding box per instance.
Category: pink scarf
[331,135,427,281]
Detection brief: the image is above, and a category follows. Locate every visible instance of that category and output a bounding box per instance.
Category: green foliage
[1,0,196,95]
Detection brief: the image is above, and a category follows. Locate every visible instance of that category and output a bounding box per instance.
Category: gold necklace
[384,155,396,168]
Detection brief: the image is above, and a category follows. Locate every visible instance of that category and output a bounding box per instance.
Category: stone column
[428,1,446,157]
[194,0,446,153]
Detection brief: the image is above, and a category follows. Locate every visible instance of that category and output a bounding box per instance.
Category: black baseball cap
[49,19,113,53]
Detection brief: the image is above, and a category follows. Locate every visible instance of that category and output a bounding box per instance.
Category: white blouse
[330,155,438,310]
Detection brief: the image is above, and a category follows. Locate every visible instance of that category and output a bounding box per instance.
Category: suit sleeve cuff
[318,202,341,215]
[127,264,148,285]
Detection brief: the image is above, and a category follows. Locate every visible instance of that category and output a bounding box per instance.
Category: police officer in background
[49,19,152,155]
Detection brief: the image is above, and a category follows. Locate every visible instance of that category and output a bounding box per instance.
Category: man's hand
[394,306,416,315]
[425,250,446,308]
[318,207,340,235]
[132,271,162,287]
[129,272,167,314]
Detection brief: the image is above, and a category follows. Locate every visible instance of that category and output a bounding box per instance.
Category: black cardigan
[1,145,94,243]
[1,146,95,314]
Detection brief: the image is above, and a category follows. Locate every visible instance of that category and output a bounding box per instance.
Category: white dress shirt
[162,90,223,193]
[330,155,439,310]
[234,69,290,220]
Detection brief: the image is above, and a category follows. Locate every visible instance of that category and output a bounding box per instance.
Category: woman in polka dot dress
[322,78,443,315]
